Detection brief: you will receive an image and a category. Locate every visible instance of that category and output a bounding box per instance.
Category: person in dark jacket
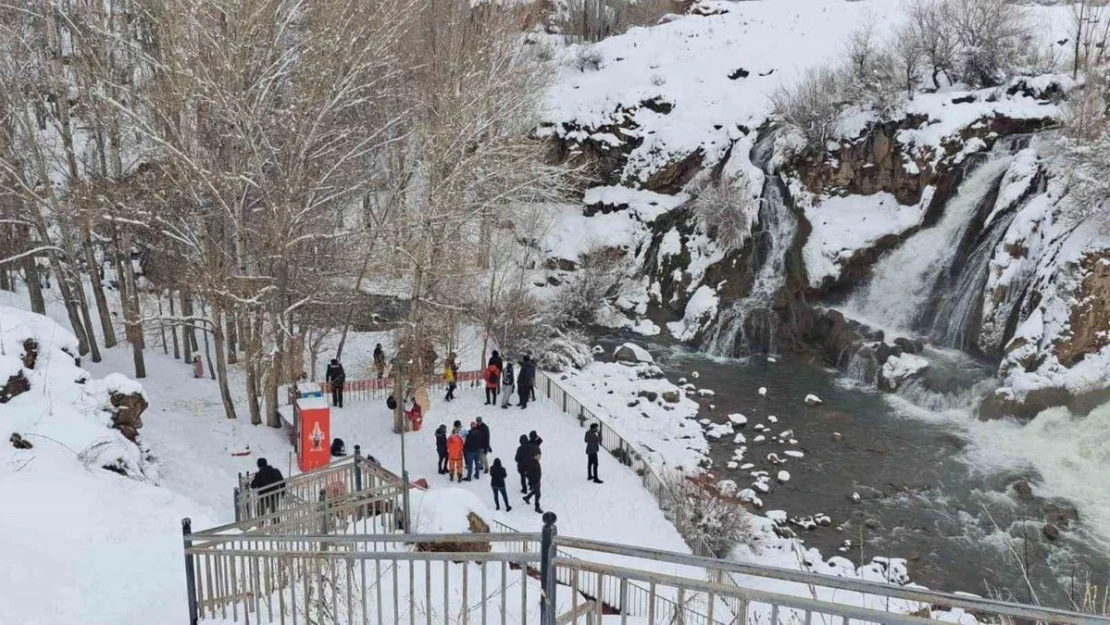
[500,362,515,408]
[463,422,483,481]
[250,458,285,519]
[489,350,504,371]
[475,417,491,472]
[517,356,536,409]
[585,423,603,483]
[489,458,511,511]
[513,434,530,493]
[521,450,543,513]
[435,424,449,474]
[325,358,346,408]
[373,344,387,379]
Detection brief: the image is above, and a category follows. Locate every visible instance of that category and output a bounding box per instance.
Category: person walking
[325,358,346,408]
[514,434,530,493]
[475,417,491,473]
[463,421,483,481]
[517,356,536,409]
[489,458,511,512]
[444,353,458,402]
[435,424,449,474]
[250,458,285,519]
[446,427,465,482]
[585,423,604,483]
[373,344,387,379]
[522,450,543,513]
[484,361,501,406]
[500,361,515,409]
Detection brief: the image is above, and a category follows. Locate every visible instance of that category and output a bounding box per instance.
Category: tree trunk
[264,308,284,428]
[200,303,216,381]
[181,289,194,364]
[168,289,181,359]
[120,230,146,378]
[212,298,238,419]
[82,222,117,348]
[157,294,169,355]
[225,311,238,364]
[21,253,45,314]
[244,311,262,425]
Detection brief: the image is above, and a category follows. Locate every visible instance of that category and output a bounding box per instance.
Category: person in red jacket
[484,362,501,406]
[446,426,465,482]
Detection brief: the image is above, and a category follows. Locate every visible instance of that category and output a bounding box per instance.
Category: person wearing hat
[446,427,465,482]
[434,424,449,474]
[475,417,492,472]
[250,458,285,519]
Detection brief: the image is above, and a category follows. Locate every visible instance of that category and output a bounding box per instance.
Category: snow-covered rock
[758,387,767,397]
[613,342,653,364]
[804,394,823,406]
[777,471,791,483]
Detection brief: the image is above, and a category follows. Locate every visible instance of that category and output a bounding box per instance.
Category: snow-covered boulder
[879,354,929,391]
[613,342,653,364]
[804,394,823,406]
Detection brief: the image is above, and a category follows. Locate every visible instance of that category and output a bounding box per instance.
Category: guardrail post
[540,512,558,625]
[319,488,328,537]
[182,518,199,625]
[401,469,412,531]
[354,445,364,521]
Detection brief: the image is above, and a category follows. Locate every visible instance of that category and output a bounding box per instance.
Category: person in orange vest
[484,361,501,406]
[446,425,465,482]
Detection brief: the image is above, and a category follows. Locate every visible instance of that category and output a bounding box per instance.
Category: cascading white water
[705,133,798,356]
[840,155,1013,337]
[930,211,1019,351]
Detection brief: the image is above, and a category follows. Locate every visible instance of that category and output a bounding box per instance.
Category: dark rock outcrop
[109,391,149,442]
[0,371,30,403]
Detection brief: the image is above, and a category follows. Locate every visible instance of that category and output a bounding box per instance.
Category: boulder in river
[613,343,653,364]
[804,394,823,406]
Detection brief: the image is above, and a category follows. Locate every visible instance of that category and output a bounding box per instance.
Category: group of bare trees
[772,0,1036,151]
[0,0,572,426]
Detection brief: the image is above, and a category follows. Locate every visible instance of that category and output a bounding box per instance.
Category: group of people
[436,418,492,483]
[482,350,538,409]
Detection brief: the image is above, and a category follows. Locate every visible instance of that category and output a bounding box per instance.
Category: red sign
[295,395,331,472]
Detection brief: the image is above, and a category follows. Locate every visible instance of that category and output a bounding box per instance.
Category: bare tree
[906,0,958,91]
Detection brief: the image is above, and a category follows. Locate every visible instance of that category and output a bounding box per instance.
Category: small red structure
[294,392,331,472]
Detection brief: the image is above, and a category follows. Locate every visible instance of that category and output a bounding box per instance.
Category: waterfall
[704,132,798,356]
[844,347,880,386]
[840,155,1012,337]
[929,211,1019,352]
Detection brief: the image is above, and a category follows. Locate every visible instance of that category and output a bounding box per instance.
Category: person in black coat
[517,356,536,409]
[435,424,448,474]
[325,358,346,408]
[489,350,504,371]
[475,417,491,472]
[489,458,511,511]
[521,450,543,513]
[250,458,285,519]
[585,423,603,483]
[463,423,484,481]
[513,434,530,493]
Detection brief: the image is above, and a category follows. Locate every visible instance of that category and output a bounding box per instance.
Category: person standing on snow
[250,458,286,519]
[463,421,484,481]
[514,434,531,493]
[500,361,515,409]
[484,361,501,406]
[435,424,449,474]
[585,423,604,483]
[325,358,346,408]
[522,450,543,513]
[446,426,465,482]
[489,458,512,511]
[489,350,504,371]
[373,344,387,379]
[444,353,459,402]
[475,417,492,472]
[517,356,536,409]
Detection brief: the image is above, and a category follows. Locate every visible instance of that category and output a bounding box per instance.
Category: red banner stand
[294,393,331,472]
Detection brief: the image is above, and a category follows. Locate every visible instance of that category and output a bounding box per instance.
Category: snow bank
[667,285,719,341]
[584,186,689,223]
[408,487,491,534]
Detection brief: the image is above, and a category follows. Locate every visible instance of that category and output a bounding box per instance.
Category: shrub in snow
[554,0,679,44]
[662,476,753,558]
[571,45,604,72]
[946,0,1030,88]
[769,65,842,152]
[549,245,636,328]
[690,172,758,250]
[529,326,594,373]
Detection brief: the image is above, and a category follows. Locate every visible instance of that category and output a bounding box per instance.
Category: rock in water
[662,390,681,403]
[805,394,823,406]
[613,343,653,364]
[777,471,791,483]
[1043,524,1061,541]
[758,387,767,397]
[767,356,777,363]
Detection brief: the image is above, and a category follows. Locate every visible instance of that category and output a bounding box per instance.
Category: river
[593,329,1110,609]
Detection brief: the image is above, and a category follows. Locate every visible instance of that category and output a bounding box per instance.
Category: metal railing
[288,370,485,405]
[183,514,1110,625]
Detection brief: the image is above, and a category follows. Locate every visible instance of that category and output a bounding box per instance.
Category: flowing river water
[592,330,1110,609]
